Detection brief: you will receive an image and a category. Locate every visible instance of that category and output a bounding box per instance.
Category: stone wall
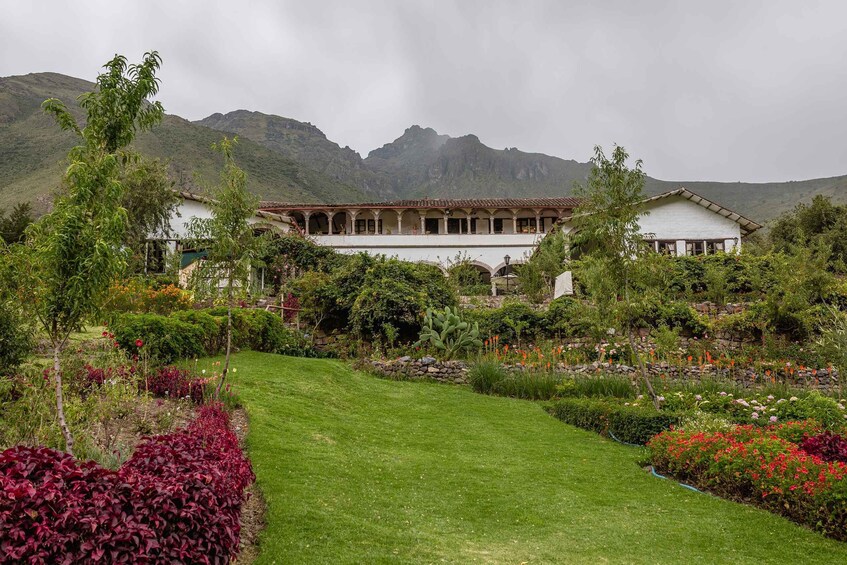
[363,357,839,391]
[363,357,469,384]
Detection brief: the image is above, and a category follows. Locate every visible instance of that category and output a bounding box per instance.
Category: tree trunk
[53,344,74,455]
[628,328,659,410]
[216,273,233,399]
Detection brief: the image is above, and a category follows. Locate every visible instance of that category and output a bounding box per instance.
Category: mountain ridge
[2,71,847,221]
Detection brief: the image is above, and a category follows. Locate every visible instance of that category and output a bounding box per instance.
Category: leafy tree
[13,52,163,455]
[516,228,569,303]
[571,144,660,408]
[770,195,847,272]
[186,137,265,398]
[121,157,181,273]
[0,202,34,244]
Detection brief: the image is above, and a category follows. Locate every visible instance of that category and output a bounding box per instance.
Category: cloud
[1,0,846,182]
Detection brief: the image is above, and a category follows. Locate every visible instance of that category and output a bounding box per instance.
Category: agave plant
[414,306,483,360]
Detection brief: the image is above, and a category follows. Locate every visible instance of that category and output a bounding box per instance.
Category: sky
[2,0,846,183]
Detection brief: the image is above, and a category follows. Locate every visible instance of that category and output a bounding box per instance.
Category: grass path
[215,352,847,564]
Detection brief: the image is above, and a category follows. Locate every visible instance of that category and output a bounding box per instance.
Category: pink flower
[135,339,144,348]
[769,416,778,423]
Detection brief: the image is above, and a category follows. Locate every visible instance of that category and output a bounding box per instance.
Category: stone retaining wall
[364,357,470,385]
[363,357,840,391]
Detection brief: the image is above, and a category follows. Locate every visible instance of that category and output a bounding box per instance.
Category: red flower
[135,339,144,348]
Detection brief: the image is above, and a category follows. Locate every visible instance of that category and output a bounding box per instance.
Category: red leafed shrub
[648,422,847,541]
[800,431,847,463]
[145,365,206,404]
[0,404,254,564]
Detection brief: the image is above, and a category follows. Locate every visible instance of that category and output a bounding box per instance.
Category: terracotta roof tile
[259,197,581,211]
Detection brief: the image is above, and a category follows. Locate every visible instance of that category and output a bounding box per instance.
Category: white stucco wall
[637,196,742,255]
[311,233,544,274]
[152,199,291,240]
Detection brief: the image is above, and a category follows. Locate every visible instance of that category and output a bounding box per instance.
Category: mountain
[196,110,392,198]
[364,125,847,221]
[0,73,369,212]
[364,125,595,199]
[2,71,847,223]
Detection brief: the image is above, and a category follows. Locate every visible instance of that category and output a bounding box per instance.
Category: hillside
[196,110,393,198]
[0,73,368,212]
[3,71,847,222]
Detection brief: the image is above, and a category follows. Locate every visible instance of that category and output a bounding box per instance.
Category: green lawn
[213,352,847,564]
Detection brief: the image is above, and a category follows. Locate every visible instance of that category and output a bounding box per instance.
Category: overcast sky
[2,0,846,183]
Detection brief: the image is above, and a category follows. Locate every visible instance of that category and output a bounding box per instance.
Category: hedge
[0,404,254,563]
[111,308,314,362]
[548,398,685,445]
[111,313,207,363]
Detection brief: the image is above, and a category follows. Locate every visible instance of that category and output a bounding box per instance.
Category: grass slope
[215,352,847,564]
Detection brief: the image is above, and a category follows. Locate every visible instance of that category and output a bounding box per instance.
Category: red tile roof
[260,197,581,211]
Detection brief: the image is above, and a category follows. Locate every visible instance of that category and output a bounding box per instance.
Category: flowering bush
[107,279,193,319]
[146,366,206,404]
[658,390,846,431]
[0,404,254,563]
[648,422,847,540]
[800,431,847,463]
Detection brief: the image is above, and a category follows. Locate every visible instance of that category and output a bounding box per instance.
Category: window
[686,241,705,256]
[657,241,676,255]
[493,218,504,234]
[706,240,725,254]
[355,219,382,234]
[516,218,537,233]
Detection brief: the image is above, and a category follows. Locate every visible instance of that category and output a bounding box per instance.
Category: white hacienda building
[259,188,761,281]
[149,188,761,287]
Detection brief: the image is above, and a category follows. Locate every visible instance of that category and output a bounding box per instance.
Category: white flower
[232,367,237,373]
[202,369,206,375]
[751,412,759,419]
[657,396,665,402]
[837,404,845,410]
[767,395,774,401]
[789,396,798,402]
[694,395,703,401]
[637,395,644,400]
[777,398,786,404]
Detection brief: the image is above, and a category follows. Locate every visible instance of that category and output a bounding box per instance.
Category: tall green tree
[121,157,181,272]
[0,202,34,244]
[14,52,163,454]
[187,137,264,398]
[571,144,660,408]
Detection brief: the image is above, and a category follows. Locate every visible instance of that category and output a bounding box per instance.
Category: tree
[770,195,847,272]
[571,144,660,408]
[186,137,264,398]
[120,157,181,273]
[0,202,34,244]
[516,228,569,303]
[14,52,164,455]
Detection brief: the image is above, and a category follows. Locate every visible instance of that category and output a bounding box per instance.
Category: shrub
[800,431,847,463]
[0,404,254,562]
[468,361,507,394]
[172,309,225,354]
[648,424,847,541]
[146,366,205,404]
[0,300,32,376]
[111,313,206,363]
[549,398,685,445]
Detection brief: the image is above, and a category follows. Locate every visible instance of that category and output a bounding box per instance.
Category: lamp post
[504,254,511,294]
